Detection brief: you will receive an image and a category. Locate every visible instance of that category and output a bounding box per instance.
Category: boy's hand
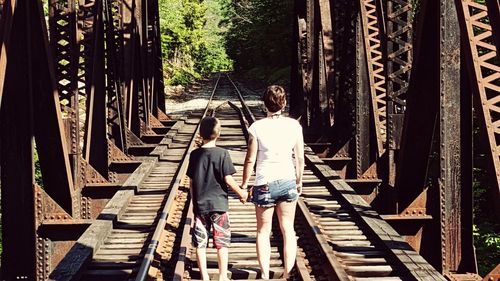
[239,189,248,204]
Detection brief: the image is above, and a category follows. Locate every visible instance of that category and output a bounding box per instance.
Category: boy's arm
[225,174,248,202]
[242,134,258,190]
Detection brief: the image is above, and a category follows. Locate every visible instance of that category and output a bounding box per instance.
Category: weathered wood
[304,146,446,281]
[49,157,157,281]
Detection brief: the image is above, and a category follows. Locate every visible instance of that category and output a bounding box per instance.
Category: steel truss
[292,0,499,278]
[0,0,167,279]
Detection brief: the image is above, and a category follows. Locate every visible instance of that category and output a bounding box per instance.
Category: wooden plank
[49,157,157,281]
[304,147,446,280]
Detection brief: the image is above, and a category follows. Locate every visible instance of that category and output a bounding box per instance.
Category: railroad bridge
[0,0,499,280]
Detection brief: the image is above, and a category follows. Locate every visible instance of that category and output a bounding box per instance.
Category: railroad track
[162,75,445,281]
[52,73,444,281]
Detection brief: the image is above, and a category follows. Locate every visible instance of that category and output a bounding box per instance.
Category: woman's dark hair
[199,116,221,140]
[263,85,286,113]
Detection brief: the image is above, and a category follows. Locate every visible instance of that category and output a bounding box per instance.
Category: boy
[187,116,248,281]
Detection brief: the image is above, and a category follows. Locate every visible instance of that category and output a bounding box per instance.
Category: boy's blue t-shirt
[187,147,236,215]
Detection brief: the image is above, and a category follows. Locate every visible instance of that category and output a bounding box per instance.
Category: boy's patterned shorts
[192,212,230,249]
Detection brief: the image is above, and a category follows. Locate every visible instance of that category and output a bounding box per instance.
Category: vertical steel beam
[32,0,76,219]
[83,0,109,178]
[438,0,472,273]
[395,0,439,215]
[0,0,15,110]
[310,0,321,130]
[393,0,475,274]
[355,12,372,178]
[1,0,75,278]
[385,0,413,192]
[358,0,387,157]
[0,1,36,277]
[289,0,305,119]
[151,0,165,115]
[318,0,334,128]
[48,0,82,217]
[304,0,315,127]
[330,0,357,163]
[122,0,135,133]
[393,0,441,264]
[104,0,127,151]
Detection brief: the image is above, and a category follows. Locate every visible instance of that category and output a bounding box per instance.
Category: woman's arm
[294,131,305,194]
[242,134,258,189]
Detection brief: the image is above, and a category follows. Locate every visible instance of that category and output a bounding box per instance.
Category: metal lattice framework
[456,0,500,192]
[359,0,387,157]
[291,0,499,277]
[0,0,167,278]
[385,0,412,149]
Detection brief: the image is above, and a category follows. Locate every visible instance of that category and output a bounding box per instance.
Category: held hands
[238,183,248,204]
[239,189,248,204]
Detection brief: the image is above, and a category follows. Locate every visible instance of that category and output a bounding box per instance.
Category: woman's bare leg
[255,206,274,279]
[276,200,298,278]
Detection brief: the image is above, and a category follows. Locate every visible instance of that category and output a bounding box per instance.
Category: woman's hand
[296,182,303,195]
[239,191,248,204]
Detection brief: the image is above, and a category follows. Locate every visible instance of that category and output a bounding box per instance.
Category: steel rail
[225,73,257,123]
[134,73,222,281]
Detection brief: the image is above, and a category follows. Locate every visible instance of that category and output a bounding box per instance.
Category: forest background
[159,0,293,86]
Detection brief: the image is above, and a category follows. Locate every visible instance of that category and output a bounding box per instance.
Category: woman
[241,85,305,279]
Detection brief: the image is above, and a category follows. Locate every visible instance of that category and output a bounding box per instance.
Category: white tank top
[247,116,303,186]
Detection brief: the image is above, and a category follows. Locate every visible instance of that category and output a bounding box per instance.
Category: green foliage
[159,0,232,85]
[220,0,294,84]
[34,143,43,188]
[473,170,500,276]
[474,222,500,275]
[167,66,200,86]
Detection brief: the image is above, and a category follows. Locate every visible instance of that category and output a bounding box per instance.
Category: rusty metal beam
[358,0,387,157]
[392,0,475,274]
[0,1,36,277]
[355,12,373,179]
[48,0,83,218]
[104,0,127,152]
[290,0,305,120]
[0,0,15,110]
[83,0,109,179]
[438,0,475,274]
[385,0,413,193]
[1,0,76,278]
[455,0,500,210]
[302,0,314,128]
[151,0,165,115]
[318,0,334,128]
[329,0,357,162]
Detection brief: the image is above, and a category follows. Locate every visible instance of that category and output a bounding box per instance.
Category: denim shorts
[251,179,299,207]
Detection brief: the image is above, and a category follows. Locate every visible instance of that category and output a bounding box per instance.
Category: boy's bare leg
[217,247,230,281]
[196,248,210,281]
[256,206,275,279]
